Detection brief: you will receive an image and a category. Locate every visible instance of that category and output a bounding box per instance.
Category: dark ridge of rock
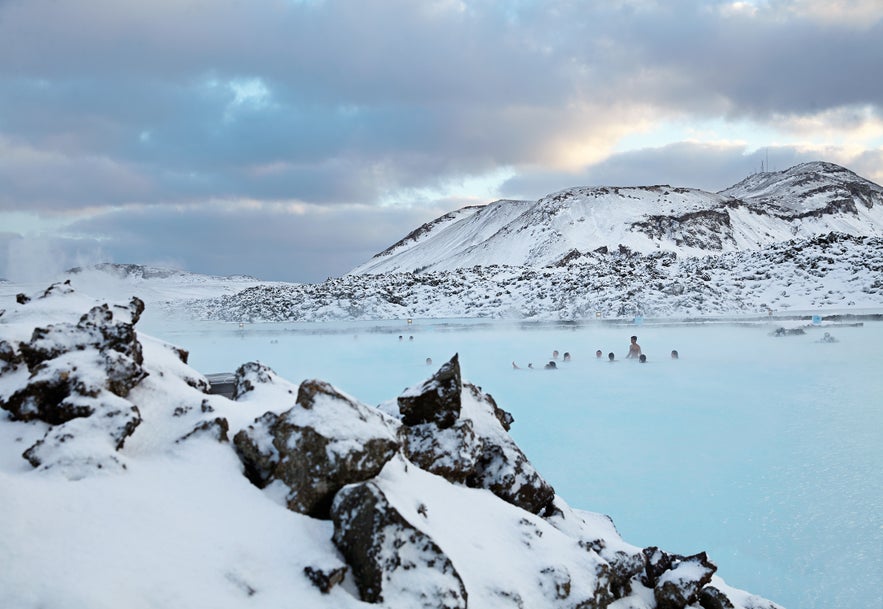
[402,419,481,484]
[603,550,647,599]
[398,353,462,429]
[16,293,31,304]
[642,546,673,588]
[4,307,148,424]
[177,417,230,444]
[233,411,280,487]
[233,379,399,518]
[468,441,556,515]
[331,481,468,608]
[463,382,554,515]
[303,565,348,594]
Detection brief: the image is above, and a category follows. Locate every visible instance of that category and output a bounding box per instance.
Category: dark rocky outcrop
[0,294,148,475]
[398,356,554,515]
[331,481,467,608]
[233,379,400,518]
[402,419,481,484]
[398,353,462,428]
[231,361,278,399]
[699,586,736,609]
[653,552,717,609]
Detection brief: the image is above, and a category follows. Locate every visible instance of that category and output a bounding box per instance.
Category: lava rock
[398,354,462,429]
[233,379,400,518]
[331,481,467,608]
[402,418,482,484]
[654,552,717,609]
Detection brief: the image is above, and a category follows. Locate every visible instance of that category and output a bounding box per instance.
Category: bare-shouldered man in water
[626,335,642,359]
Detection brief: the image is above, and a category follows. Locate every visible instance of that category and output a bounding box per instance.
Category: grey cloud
[57,204,444,283]
[1,0,881,281]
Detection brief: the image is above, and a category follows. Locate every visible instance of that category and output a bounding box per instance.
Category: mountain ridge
[350,161,883,275]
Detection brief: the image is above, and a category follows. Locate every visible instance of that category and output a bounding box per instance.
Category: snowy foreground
[0,283,783,609]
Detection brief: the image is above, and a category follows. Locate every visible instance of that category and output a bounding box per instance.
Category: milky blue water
[147,317,883,609]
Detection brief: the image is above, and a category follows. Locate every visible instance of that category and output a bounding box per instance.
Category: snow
[0,281,815,609]
[349,163,883,275]
[143,312,880,609]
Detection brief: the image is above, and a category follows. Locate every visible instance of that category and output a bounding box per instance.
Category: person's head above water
[639,354,647,363]
[608,352,615,361]
[596,350,603,358]
[552,350,559,359]
[563,352,571,361]
[630,335,638,343]
[671,350,679,359]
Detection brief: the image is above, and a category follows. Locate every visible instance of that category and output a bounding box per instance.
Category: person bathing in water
[626,335,642,359]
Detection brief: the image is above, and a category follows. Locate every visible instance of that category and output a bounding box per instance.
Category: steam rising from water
[154,317,883,609]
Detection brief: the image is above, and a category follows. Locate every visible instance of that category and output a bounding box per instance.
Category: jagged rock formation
[0,285,147,476]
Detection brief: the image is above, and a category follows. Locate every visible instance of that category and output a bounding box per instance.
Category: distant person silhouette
[544,361,557,369]
[596,350,603,359]
[563,352,571,362]
[639,354,647,363]
[608,352,615,362]
[671,350,679,359]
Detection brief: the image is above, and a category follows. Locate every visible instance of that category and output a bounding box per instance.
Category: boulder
[231,361,278,399]
[398,353,462,428]
[331,481,467,608]
[396,358,552,514]
[233,379,400,518]
[699,586,736,609]
[402,419,481,484]
[654,552,717,609]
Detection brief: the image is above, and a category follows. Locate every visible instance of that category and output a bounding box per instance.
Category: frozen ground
[147,316,883,609]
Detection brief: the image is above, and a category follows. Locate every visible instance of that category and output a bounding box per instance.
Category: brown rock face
[233,379,400,518]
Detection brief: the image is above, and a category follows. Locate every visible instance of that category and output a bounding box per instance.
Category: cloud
[1,0,880,280]
[53,202,447,283]
[499,141,882,198]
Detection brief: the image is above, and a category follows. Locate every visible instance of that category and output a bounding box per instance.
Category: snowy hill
[185,233,883,322]
[0,284,782,609]
[350,162,883,275]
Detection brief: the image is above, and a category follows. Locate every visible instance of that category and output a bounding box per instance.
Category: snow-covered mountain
[350,162,883,275]
[0,284,783,609]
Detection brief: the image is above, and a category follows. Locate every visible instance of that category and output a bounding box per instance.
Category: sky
[1,0,882,283]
